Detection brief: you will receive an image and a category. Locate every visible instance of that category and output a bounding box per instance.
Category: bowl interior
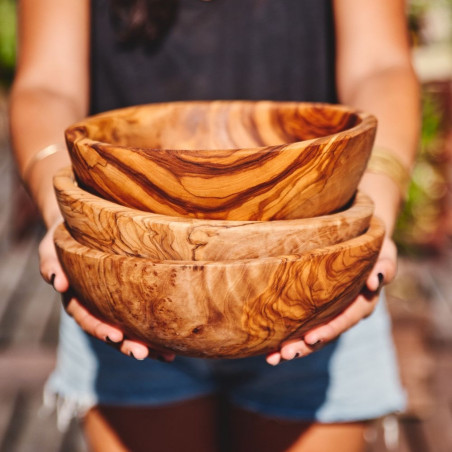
[68,101,364,151]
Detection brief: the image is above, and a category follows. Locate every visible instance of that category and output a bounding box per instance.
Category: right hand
[39,220,175,362]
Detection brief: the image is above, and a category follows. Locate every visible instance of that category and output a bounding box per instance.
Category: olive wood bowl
[54,166,374,261]
[54,217,385,358]
[65,100,377,221]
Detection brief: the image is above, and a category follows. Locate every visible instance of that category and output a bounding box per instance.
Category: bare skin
[83,397,368,452]
[10,0,419,450]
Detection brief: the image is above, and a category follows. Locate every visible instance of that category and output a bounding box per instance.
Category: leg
[228,405,368,452]
[83,395,220,452]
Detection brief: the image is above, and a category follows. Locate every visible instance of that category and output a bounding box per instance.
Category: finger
[266,351,282,366]
[117,340,176,362]
[278,337,324,361]
[39,223,70,293]
[65,295,124,343]
[366,269,385,293]
[366,238,398,291]
[65,296,176,361]
[303,294,378,346]
[119,339,150,360]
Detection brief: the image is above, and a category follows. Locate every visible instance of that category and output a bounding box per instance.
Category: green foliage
[394,88,448,255]
[0,0,17,84]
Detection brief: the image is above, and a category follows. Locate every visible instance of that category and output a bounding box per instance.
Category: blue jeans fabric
[46,293,405,424]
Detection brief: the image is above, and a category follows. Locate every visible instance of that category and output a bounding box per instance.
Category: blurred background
[0,1,451,451]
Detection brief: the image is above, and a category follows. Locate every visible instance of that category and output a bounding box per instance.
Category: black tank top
[89,0,337,115]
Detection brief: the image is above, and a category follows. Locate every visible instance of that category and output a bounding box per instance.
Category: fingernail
[305,336,319,346]
[50,273,56,288]
[378,273,384,284]
[128,351,144,360]
[105,335,120,344]
[293,352,301,359]
[267,354,281,366]
[129,351,144,361]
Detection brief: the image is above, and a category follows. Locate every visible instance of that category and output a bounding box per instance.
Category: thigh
[83,396,220,452]
[228,405,367,452]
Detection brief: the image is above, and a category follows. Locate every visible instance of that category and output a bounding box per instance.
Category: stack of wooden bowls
[54,100,384,358]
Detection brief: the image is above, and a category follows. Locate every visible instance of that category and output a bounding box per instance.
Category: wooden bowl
[54,217,384,358]
[54,166,374,261]
[65,100,377,221]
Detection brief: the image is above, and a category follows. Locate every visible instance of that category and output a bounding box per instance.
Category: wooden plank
[424,259,452,343]
[418,347,452,452]
[0,237,38,325]
[0,390,28,452]
[9,253,60,345]
[0,346,56,392]
[5,389,65,452]
[0,391,19,450]
[40,300,61,347]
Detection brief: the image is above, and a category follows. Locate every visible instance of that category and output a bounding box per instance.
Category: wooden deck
[1,91,451,451]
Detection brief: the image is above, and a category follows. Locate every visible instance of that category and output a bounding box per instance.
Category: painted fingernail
[293,352,301,359]
[378,273,384,284]
[129,351,146,361]
[50,273,56,288]
[105,335,120,344]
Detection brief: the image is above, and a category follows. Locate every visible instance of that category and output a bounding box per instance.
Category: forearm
[339,66,421,236]
[9,86,85,228]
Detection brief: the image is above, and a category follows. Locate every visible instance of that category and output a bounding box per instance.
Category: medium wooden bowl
[54,217,384,358]
[65,100,377,221]
[54,167,374,261]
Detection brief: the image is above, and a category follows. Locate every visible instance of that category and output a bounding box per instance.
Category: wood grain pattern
[55,167,374,261]
[65,100,377,221]
[54,217,385,358]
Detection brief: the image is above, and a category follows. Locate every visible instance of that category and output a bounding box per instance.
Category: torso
[89,0,337,114]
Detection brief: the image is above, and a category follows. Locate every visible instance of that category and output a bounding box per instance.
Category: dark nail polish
[157,355,168,363]
[294,352,301,359]
[50,273,56,287]
[378,273,384,284]
[105,336,116,344]
[129,351,135,359]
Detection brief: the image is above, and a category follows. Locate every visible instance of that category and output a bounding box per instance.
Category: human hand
[266,237,397,366]
[39,221,175,362]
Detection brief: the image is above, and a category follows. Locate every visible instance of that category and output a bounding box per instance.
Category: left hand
[266,236,398,365]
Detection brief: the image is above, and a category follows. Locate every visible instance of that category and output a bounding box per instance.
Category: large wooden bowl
[54,167,374,261]
[65,100,377,221]
[54,217,384,358]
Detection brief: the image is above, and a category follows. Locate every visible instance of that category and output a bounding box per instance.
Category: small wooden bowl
[54,167,374,261]
[54,217,384,358]
[65,100,377,221]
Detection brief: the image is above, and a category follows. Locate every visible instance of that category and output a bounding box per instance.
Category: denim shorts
[45,293,405,430]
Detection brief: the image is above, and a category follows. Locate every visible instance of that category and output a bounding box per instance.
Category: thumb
[38,221,69,293]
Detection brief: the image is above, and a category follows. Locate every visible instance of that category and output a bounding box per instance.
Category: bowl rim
[54,215,385,267]
[65,100,378,153]
[54,165,374,229]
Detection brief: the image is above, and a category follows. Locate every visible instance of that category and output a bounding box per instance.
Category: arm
[267,0,420,365]
[10,0,168,360]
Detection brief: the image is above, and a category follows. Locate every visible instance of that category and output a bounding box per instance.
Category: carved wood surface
[54,167,374,261]
[65,101,377,221]
[54,217,385,358]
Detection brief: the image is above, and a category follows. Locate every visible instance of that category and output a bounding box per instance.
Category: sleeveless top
[89,0,337,115]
